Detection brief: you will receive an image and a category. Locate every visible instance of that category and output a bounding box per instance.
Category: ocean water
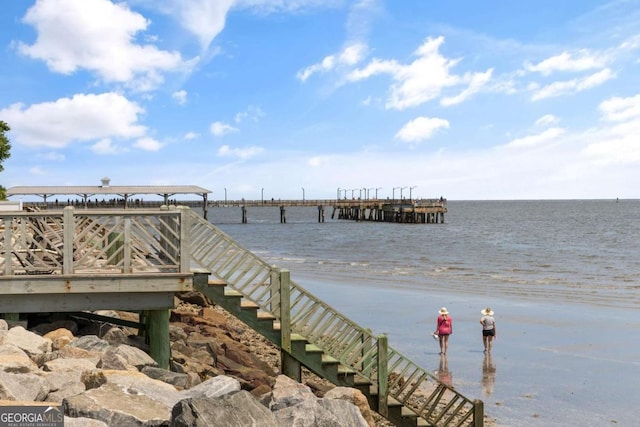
[209,200,640,427]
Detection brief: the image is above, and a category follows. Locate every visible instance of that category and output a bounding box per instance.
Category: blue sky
[1,0,639,201]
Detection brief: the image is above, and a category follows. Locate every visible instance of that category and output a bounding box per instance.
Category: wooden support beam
[0,292,174,313]
[279,269,301,382]
[146,309,170,370]
[377,334,389,417]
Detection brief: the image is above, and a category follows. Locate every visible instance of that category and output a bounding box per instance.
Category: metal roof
[7,185,211,198]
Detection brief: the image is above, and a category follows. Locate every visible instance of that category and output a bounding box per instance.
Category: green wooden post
[473,399,485,427]
[146,309,170,369]
[279,269,301,381]
[377,334,389,417]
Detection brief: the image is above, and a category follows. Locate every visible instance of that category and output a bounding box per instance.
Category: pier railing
[184,208,481,426]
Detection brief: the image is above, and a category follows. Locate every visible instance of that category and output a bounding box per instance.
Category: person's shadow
[435,354,453,387]
[481,352,496,396]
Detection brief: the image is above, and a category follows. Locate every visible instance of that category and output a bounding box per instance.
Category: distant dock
[209,198,447,224]
[332,198,446,223]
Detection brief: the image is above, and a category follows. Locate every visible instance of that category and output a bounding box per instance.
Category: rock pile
[0,294,379,426]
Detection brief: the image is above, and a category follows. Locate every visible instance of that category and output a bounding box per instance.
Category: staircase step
[240,300,259,309]
[257,312,277,321]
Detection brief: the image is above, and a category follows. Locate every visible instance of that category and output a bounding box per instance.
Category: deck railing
[0,206,190,276]
[184,208,481,426]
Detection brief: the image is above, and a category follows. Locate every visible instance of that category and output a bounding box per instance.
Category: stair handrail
[184,209,482,426]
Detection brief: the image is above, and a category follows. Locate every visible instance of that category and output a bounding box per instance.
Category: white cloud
[503,127,566,149]
[134,137,163,151]
[531,68,615,101]
[581,93,640,166]
[535,114,560,128]
[217,144,264,159]
[297,43,367,81]
[234,106,265,123]
[599,93,640,122]
[39,152,65,161]
[18,0,185,90]
[29,166,47,176]
[441,69,493,106]
[184,131,198,140]
[210,121,239,136]
[0,93,146,148]
[347,36,490,110]
[169,0,234,50]
[172,90,188,105]
[395,117,450,144]
[525,50,607,75]
[91,138,125,154]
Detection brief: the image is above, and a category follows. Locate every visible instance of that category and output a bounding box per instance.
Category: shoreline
[285,275,640,427]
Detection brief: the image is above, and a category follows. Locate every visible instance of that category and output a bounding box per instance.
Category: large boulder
[0,344,38,373]
[171,390,279,427]
[325,386,376,427]
[178,375,240,401]
[263,375,369,427]
[63,382,172,426]
[0,371,50,401]
[4,326,52,356]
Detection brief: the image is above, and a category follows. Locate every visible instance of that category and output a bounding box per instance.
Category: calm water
[209,200,640,427]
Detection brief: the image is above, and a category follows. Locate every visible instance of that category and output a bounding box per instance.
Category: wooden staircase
[185,209,483,427]
[198,276,435,427]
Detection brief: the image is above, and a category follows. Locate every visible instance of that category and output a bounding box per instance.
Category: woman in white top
[480,307,496,353]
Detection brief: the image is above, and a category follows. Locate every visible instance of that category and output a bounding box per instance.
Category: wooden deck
[0,207,192,313]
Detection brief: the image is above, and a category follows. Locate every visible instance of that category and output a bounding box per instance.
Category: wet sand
[296,277,640,427]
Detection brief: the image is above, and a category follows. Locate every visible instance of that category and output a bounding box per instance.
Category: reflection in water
[481,353,496,396]
[436,354,452,386]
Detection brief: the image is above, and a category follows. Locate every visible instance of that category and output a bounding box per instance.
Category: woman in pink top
[434,307,452,355]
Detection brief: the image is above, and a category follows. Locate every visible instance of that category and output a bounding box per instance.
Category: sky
[1,0,640,201]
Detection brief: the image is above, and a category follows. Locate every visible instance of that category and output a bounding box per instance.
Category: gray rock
[4,326,52,356]
[81,369,180,407]
[43,357,97,372]
[0,343,38,373]
[169,325,188,342]
[63,382,172,426]
[47,381,86,403]
[68,335,111,353]
[178,375,240,401]
[141,366,189,389]
[273,397,369,427]
[97,350,132,371]
[0,371,50,401]
[324,386,376,427]
[171,390,279,427]
[112,343,157,369]
[264,374,316,411]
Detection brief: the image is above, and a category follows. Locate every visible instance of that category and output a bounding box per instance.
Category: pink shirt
[437,314,452,335]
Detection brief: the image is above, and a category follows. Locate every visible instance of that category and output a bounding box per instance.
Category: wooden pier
[212,198,447,223]
[331,199,446,223]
